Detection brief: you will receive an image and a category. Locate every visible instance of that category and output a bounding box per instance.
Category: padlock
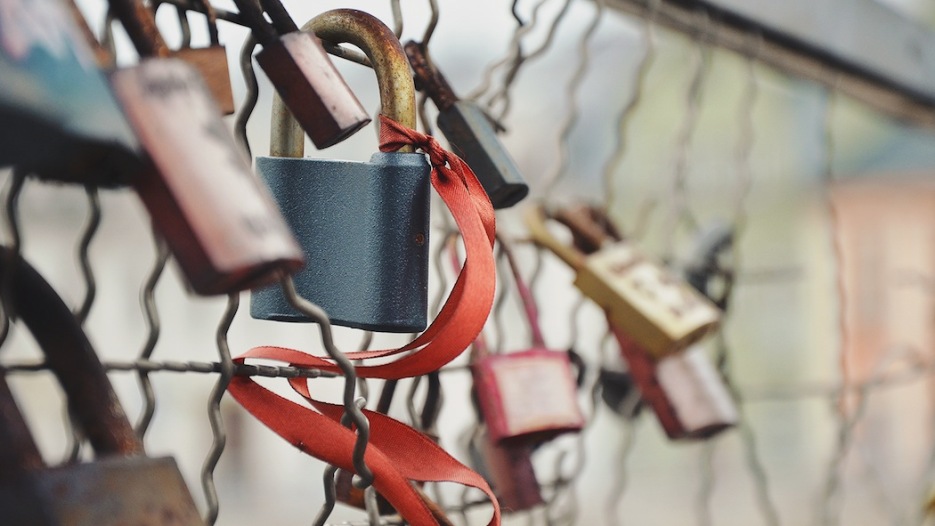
[405,41,528,209]
[611,325,737,440]
[0,0,141,187]
[250,9,431,332]
[467,427,543,513]
[0,248,205,525]
[452,234,583,445]
[232,0,369,148]
[525,203,721,357]
[107,0,304,295]
[154,0,235,114]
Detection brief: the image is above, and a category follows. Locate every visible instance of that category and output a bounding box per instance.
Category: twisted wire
[202,293,239,525]
[540,0,605,196]
[134,232,169,437]
[74,187,100,325]
[661,10,711,258]
[600,0,660,225]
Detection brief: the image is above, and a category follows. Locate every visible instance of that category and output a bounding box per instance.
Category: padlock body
[24,456,203,526]
[437,101,528,209]
[473,349,584,445]
[171,45,235,115]
[0,0,141,186]
[257,32,370,149]
[577,242,721,357]
[614,327,737,440]
[110,58,304,295]
[251,152,431,332]
[470,429,543,512]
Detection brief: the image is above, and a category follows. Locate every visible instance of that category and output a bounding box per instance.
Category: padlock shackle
[269,9,416,158]
[553,204,622,255]
[0,248,144,458]
[523,205,585,270]
[151,0,222,47]
[108,0,171,58]
[405,40,457,112]
[497,234,547,349]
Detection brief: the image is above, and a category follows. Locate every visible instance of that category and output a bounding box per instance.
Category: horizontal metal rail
[608,0,935,127]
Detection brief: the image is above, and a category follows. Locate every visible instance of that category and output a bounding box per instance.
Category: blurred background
[5,0,935,524]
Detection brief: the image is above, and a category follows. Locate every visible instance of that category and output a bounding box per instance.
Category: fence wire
[2,1,935,525]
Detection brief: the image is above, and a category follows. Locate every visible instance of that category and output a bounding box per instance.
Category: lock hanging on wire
[525,203,721,358]
[232,0,370,148]
[406,41,529,209]
[468,236,584,446]
[0,0,142,187]
[0,249,205,525]
[105,0,305,295]
[250,9,431,333]
[152,0,235,114]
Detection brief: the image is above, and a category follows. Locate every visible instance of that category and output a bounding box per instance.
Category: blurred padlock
[107,0,304,294]
[470,236,584,446]
[250,9,431,332]
[154,0,235,114]
[232,0,369,148]
[611,325,737,440]
[525,204,721,357]
[0,249,204,526]
[405,41,529,209]
[468,427,543,513]
[0,0,141,186]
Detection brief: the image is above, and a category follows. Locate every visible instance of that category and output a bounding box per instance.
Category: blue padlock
[251,9,431,333]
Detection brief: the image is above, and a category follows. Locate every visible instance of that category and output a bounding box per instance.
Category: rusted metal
[309,9,416,151]
[108,0,171,58]
[405,41,458,112]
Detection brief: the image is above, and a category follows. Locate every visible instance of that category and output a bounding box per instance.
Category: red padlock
[456,236,584,446]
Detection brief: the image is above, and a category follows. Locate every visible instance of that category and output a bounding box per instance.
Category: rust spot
[414,233,426,246]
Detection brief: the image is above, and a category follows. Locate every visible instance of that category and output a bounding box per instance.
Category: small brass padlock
[250,9,431,332]
[107,0,304,294]
[611,325,737,440]
[0,0,141,186]
[154,0,235,114]
[526,204,721,357]
[233,0,369,148]
[406,41,529,209]
[0,249,204,525]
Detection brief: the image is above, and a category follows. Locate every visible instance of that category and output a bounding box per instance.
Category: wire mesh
[2,0,935,525]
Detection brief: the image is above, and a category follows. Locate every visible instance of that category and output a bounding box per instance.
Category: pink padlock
[466,237,585,446]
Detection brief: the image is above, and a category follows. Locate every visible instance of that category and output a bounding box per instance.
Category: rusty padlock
[611,325,737,440]
[525,203,721,357]
[232,0,369,148]
[0,248,204,525]
[153,0,235,114]
[468,236,584,446]
[106,0,304,295]
[467,427,543,513]
[250,9,431,332]
[0,0,141,186]
[405,41,529,209]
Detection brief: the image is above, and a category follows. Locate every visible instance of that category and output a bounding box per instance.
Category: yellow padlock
[524,204,721,357]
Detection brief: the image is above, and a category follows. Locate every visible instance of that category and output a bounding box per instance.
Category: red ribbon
[227,115,500,525]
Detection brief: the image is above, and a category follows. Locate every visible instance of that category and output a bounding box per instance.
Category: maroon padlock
[471,237,584,446]
[610,317,737,439]
[468,427,543,513]
[232,0,369,148]
[107,0,304,294]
